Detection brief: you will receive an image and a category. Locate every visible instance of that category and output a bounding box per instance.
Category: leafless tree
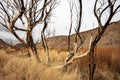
[88,0,120,80]
[41,0,59,65]
[64,0,120,80]
[65,1,74,62]
[0,0,58,62]
[65,0,83,63]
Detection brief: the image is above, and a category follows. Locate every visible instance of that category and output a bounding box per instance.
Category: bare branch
[88,0,120,80]
[13,26,27,31]
[0,0,59,62]
[68,1,74,52]
[0,2,10,22]
[64,36,93,67]
[75,0,83,52]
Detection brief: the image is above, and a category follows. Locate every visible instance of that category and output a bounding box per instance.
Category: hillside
[37,21,120,49]
[0,21,120,50]
[0,39,9,48]
[0,21,120,80]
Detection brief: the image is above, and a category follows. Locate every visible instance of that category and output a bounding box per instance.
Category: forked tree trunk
[64,36,93,67]
[27,45,40,62]
[41,31,50,65]
[26,30,40,62]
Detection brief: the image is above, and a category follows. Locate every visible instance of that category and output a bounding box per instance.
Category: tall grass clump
[0,49,82,80]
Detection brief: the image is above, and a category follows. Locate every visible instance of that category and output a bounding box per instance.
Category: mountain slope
[0,39,9,48]
[0,21,120,49]
[37,21,120,49]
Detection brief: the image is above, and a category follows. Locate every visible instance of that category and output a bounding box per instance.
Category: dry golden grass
[0,49,82,80]
[95,47,120,73]
[38,49,68,64]
[0,47,120,80]
[71,47,120,80]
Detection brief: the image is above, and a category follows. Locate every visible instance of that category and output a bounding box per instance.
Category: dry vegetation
[75,47,120,80]
[0,49,82,80]
[0,22,120,80]
[0,47,120,80]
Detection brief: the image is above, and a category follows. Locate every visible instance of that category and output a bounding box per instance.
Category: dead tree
[41,0,58,65]
[0,0,57,62]
[88,0,120,80]
[64,36,93,66]
[66,0,83,63]
[66,1,74,62]
[64,0,120,80]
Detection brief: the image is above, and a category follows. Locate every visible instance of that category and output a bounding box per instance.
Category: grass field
[0,47,120,80]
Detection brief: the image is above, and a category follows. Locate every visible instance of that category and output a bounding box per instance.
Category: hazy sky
[0,0,120,42]
[49,0,120,35]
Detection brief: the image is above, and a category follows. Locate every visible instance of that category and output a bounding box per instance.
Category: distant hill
[0,39,9,48]
[0,21,120,50]
[37,21,120,50]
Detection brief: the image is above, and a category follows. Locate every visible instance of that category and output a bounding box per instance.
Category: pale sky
[0,0,120,43]
[48,0,120,35]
